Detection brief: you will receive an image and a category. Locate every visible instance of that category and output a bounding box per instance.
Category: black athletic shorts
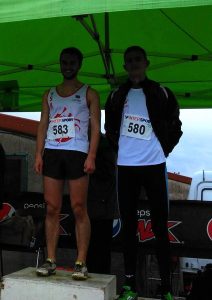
[43,149,87,180]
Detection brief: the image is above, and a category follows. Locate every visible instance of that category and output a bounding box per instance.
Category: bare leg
[44,176,64,261]
[69,175,90,263]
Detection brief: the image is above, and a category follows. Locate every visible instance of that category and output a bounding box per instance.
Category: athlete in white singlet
[34,47,100,280]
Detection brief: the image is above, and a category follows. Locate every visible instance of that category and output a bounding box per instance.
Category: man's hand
[84,155,95,174]
[34,153,43,175]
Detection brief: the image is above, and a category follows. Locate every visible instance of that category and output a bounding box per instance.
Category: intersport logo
[137,219,182,243]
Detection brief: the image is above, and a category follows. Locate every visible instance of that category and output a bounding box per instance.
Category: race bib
[47,117,75,140]
[122,114,152,140]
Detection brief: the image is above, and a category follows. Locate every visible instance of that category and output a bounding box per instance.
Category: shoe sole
[117,297,137,300]
[36,270,56,277]
[116,297,137,300]
[116,293,138,300]
[72,274,88,281]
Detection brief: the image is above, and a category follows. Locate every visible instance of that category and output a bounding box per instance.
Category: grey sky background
[166,109,212,178]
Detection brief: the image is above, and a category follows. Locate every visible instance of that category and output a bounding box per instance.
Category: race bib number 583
[47,117,75,140]
[122,114,152,140]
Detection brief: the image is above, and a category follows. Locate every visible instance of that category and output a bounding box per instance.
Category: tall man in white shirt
[105,45,182,300]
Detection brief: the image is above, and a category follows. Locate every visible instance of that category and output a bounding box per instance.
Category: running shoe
[36,258,56,276]
[72,261,88,280]
[162,292,174,300]
[117,285,138,300]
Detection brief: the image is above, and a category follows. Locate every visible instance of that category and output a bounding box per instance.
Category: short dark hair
[60,47,83,65]
[124,46,148,61]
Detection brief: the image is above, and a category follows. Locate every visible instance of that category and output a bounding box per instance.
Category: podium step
[1,267,116,300]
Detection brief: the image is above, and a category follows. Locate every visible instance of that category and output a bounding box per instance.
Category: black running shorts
[43,149,87,180]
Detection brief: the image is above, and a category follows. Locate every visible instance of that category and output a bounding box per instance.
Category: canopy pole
[74,15,109,77]
[89,14,110,78]
[105,12,110,73]
[104,13,116,85]
[74,14,118,85]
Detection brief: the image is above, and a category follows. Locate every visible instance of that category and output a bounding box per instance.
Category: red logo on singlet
[54,108,80,143]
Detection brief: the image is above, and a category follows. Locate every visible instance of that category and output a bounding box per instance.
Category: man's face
[60,53,81,80]
[124,50,149,82]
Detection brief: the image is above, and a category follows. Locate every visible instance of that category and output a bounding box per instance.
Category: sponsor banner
[134,200,212,257]
[1,194,212,256]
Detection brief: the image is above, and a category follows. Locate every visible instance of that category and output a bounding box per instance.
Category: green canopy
[0,1,212,111]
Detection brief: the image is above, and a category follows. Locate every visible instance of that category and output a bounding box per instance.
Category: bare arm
[84,87,101,174]
[34,91,49,174]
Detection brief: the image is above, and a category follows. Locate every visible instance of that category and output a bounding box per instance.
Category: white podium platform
[0,267,116,300]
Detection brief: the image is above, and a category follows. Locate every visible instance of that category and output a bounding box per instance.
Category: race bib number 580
[122,114,152,140]
[47,117,75,140]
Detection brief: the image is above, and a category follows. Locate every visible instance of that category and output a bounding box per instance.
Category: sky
[2,109,212,178]
[166,109,212,178]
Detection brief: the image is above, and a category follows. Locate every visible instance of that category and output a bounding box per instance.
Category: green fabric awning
[1,1,212,23]
[0,1,212,111]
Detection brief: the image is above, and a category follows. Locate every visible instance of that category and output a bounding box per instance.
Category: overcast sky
[3,109,212,178]
[166,109,212,178]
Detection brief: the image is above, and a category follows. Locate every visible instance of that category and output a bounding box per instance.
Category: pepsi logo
[207,218,212,241]
[0,203,16,222]
[113,218,122,238]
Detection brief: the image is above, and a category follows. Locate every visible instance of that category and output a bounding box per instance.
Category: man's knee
[46,201,61,217]
[72,203,87,220]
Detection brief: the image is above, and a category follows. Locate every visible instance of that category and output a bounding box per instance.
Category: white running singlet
[45,85,89,153]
